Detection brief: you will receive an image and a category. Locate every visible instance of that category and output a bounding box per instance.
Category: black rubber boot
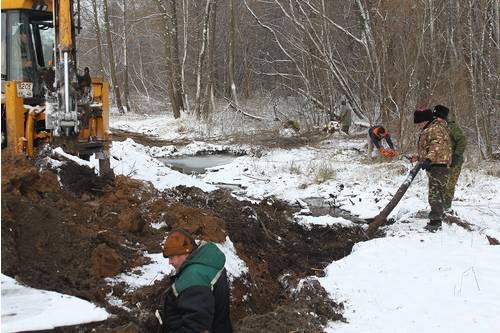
[424,220,442,232]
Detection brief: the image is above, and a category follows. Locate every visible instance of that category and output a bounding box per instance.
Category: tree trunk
[355,0,382,122]
[103,0,124,113]
[154,0,180,119]
[228,0,238,105]
[169,0,185,112]
[207,0,217,116]
[467,0,484,160]
[122,0,130,112]
[91,0,105,77]
[181,0,190,113]
[194,0,211,118]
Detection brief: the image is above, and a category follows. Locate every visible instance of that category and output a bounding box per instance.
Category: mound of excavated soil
[2,154,365,332]
[1,156,164,304]
[235,279,345,333]
[169,186,366,323]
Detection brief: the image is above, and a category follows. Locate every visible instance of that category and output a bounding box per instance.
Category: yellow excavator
[1,0,110,170]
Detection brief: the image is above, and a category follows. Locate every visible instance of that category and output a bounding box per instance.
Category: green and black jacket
[159,241,232,333]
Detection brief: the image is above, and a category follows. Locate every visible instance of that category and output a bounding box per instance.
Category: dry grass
[289,162,302,175]
[314,163,336,184]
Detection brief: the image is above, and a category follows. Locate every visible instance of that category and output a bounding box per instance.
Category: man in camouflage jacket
[414,108,452,232]
[433,105,467,211]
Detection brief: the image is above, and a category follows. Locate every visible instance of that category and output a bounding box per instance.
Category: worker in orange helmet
[368,125,396,159]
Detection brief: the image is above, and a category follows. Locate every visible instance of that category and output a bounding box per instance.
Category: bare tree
[75,0,498,155]
[169,0,185,113]
[228,0,238,106]
[122,0,130,112]
[194,0,211,118]
[103,0,124,113]
[154,0,181,118]
[181,0,190,113]
[206,0,217,116]
[91,0,105,77]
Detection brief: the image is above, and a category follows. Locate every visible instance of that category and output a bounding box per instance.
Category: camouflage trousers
[444,162,463,210]
[427,166,450,221]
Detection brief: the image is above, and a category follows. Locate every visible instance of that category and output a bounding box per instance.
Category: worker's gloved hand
[420,159,432,171]
[379,147,390,158]
[390,149,397,157]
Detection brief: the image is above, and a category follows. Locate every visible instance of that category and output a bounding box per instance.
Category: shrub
[289,162,302,175]
[314,163,336,184]
[176,124,188,133]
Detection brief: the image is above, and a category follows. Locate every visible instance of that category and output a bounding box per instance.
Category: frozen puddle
[158,154,237,174]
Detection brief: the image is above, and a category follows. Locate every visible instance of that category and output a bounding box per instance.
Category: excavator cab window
[1,10,53,104]
[34,21,54,68]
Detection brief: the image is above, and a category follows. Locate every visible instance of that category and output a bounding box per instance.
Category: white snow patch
[107,253,173,292]
[53,147,95,169]
[1,274,108,333]
[102,138,216,192]
[321,228,500,333]
[296,214,356,228]
[216,237,248,281]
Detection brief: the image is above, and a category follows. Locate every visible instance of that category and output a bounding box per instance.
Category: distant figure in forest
[368,125,396,159]
[338,101,352,134]
[433,105,467,212]
[157,229,232,333]
[413,108,452,232]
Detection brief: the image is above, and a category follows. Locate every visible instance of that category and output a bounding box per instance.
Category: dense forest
[77,0,499,158]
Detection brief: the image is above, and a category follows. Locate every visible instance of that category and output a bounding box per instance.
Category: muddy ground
[1,147,367,332]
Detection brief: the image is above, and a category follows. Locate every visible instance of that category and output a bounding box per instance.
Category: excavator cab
[1,1,110,169]
[1,9,54,105]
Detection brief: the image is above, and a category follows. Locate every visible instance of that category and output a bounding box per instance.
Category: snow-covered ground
[322,227,500,332]
[106,113,500,332]
[3,112,499,332]
[1,275,109,332]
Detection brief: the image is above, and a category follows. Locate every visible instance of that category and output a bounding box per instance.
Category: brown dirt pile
[1,155,165,303]
[170,186,366,323]
[235,279,345,333]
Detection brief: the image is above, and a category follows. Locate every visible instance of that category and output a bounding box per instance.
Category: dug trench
[1,154,367,332]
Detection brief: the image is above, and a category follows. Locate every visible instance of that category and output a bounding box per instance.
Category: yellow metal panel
[96,116,103,140]
[4,81,26,154]
[91,79,109,140]
[25,110,36,156]
[59,0,72,51]
[79,128,90,141]
[91,80,103,99]
[89,117,97,137]
[1,0,53,11]
[101,81,109,140]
